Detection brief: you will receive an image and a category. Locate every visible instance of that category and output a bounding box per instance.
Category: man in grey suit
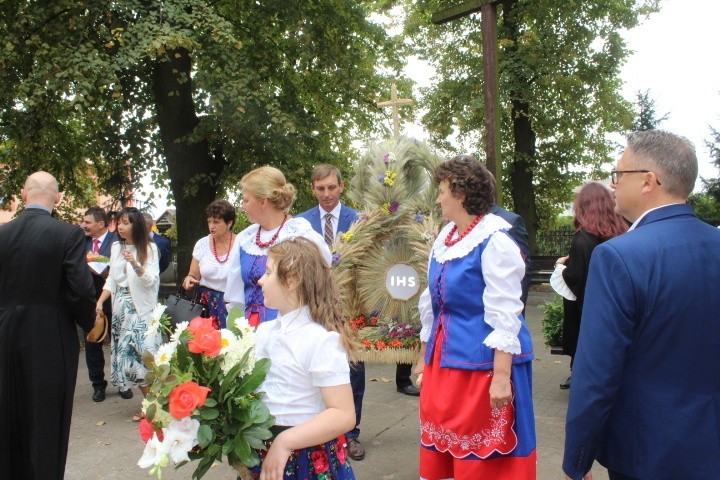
[0,172,96,479]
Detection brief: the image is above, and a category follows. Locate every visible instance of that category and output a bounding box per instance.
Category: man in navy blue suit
[142,212,171,274]
[562,130,720,480]
[81,207,119,402]
[296,164,368,460]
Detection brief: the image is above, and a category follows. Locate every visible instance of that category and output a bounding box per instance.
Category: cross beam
[432,0,503,205]
[377,84,414,138]
[432,0,502,25]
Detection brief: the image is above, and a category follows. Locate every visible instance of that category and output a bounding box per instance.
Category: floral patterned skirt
[250,434,355,480]
[110,288,161,391]
[198,286,227,329]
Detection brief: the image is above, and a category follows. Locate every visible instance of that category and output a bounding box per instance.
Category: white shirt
[103,242,160,317]
[318,203,342,241]
[192,235,232,292]
[418,213,525,354]
[255,306,350,426]
[224,217,331,310]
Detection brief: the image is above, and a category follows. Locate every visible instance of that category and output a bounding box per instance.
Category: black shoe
[346,437,365,461]
[560,376,571,390]
[397,384,420,396]
[92,387,106,402]
[119,389,134,399]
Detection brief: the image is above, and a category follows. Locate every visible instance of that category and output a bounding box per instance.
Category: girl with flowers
[224,166,330,326]
[96,207,161,413]
[253,237,357,480]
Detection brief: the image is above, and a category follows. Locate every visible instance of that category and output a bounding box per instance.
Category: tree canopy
[403,0,659,251]
[0,0,404,266]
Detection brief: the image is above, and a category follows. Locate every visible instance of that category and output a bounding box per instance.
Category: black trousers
[396,363,413,388]
[85,339,106,389]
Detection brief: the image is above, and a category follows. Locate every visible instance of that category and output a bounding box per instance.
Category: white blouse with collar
[418,213,525,355]
[255,306,350,426]
[224,217,331,310]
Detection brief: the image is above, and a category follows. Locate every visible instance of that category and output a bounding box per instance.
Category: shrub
[539,296,563,347]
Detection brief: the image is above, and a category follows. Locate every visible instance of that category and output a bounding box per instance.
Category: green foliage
[702,126,720,204]
[402,0,660,250]
[632,89,669,131]
[539,295,564,347]
[0,1,404,262]
[688,192,720,227]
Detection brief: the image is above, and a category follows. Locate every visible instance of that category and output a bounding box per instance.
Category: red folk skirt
[419,328,536,480]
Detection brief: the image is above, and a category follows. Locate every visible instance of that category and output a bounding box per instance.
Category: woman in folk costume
[225,166,331,326]
[416,155,536,480]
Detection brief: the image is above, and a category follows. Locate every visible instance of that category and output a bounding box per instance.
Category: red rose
[168,381,211,419]
[138,418,164,444]
[187,317,222,356]
[311,450,329,473]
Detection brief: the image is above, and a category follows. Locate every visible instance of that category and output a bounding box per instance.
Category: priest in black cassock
[0,172,96,479]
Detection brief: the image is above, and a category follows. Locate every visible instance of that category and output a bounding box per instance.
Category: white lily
[137,433,170,469]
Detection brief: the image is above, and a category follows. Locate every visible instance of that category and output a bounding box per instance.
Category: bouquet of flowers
[138,306,273,479]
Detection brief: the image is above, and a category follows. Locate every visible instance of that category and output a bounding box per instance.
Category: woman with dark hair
[416,155,536,479]
[551,182,627,389]
[96,207,160,408]
[225,166,330,326]
[183,200,237,329]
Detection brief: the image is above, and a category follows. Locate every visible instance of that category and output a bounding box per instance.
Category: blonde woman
[225,166,331,326]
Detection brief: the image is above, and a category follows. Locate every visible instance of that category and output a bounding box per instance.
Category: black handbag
[163,288,205,326]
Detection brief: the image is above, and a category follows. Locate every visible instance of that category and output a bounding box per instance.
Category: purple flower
[414,213,425,222]
[389,202,400,213]
[377,173,386,183]
[383,153,391,164]
[331,253,341,267]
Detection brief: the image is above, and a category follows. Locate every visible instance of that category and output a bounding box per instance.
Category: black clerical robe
[0,208,96,479]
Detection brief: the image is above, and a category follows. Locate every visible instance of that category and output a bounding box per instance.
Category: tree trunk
[152,48,223,283]
[502,0,539,254]
[510,99,539,254]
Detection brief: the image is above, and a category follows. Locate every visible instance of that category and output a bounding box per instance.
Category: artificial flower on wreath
[138,306,273,479]
[350,314,420,351]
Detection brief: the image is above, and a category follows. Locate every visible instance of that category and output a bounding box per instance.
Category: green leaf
[233,435,252,463]
[200,407,219,420]
[197,424,213,448]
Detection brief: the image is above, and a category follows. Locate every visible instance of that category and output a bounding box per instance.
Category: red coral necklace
[212,233,234,264]
[444,215,483,247]
[255,215,289,248]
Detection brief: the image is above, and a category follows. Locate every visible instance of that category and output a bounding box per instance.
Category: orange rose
[361,339,372,349]
[188,317,222,357]
[389,340,403,348]
[375,341,387,350]
[168,381,211,419]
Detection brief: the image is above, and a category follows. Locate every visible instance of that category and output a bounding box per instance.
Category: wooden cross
[433,0,503,204]
[377,84,413,138]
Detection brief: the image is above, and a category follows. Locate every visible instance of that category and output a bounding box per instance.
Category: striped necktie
[323,213,334,248]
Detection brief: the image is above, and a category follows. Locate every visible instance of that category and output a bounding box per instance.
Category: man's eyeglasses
[610,170,662,186]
